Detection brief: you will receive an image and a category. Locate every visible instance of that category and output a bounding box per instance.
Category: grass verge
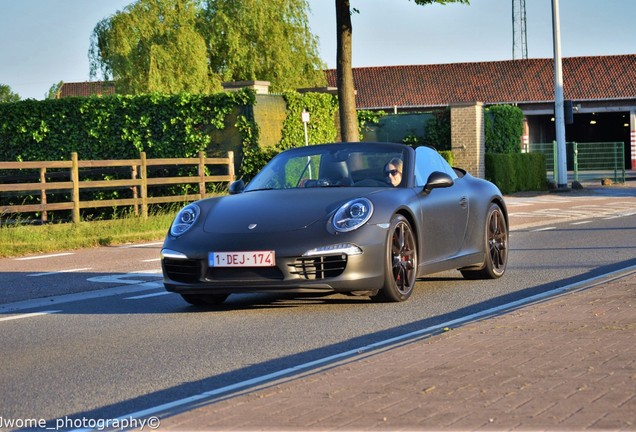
[0,210,177,258]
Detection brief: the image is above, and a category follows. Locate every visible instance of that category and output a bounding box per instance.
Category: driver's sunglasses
[385,169,400,176]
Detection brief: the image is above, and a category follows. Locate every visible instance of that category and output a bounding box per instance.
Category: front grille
[163,258,202,283]
[288,254,347,280]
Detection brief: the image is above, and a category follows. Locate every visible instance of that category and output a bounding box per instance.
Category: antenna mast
[512,0,528,60]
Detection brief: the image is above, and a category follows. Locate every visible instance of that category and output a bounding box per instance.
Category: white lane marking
[87,271,162,285]
[71,265,636,432]
[0,310,61,322]
[509,204,636,220]
[28,268,92,277]
[571,221,592,225]
[532,227,556,232]
[142,258,161,262]
[0,282,163,313]
[124,291,171,300]
[119,242,164,248]
[14,253,74,261]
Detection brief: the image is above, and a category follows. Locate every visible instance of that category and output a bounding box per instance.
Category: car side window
[414,146,458,187]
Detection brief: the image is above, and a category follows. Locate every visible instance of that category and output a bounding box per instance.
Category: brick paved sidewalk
[159,271,636,431]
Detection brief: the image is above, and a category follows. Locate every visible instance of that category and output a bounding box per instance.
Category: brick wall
[451,102,485,178]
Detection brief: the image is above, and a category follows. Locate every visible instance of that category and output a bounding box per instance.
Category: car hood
[202,188,377,234]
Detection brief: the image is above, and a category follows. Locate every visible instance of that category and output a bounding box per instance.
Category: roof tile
[325,54,636,109]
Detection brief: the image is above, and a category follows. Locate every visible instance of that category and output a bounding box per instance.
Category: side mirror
[228,179,245,195]
[423,171,454,194]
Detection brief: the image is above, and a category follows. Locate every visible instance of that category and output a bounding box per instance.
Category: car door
[413,147,469,263]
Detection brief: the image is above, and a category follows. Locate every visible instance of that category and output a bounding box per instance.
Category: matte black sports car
[161,142,508,305]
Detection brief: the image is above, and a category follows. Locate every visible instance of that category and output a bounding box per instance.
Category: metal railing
[528,141,625,183]
[0,151,235,223]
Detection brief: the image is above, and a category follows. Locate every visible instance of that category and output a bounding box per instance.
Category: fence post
[71,152,80,224]
[140,152,148,219]
[39,167,48,223]
[620,142,626,183]
[572,142,578,182]
[131,165,139,216]
[198,151,206,199]
[552,141,558,182]
[228,151,235,182]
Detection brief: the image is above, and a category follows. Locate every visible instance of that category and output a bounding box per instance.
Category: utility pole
[552,0,568,189]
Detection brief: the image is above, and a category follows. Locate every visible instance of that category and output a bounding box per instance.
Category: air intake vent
[163,258,201,283]
[289,254,347,280]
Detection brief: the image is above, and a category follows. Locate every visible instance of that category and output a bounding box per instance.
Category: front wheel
[461,203,508,280]
[373,215,418,302]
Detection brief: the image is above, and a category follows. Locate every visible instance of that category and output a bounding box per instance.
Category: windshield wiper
[245,187,275,192]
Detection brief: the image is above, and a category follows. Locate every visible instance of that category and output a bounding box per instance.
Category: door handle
[459,197,468,209]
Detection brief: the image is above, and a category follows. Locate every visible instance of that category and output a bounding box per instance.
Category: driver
[385,158,403,187]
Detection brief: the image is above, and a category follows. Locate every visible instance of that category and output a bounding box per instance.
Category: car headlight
[332,198,373,232]
[170,203,200,236]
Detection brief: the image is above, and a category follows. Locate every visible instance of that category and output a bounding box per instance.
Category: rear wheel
[180,294,229,306]
[461,203,508,280]
[374,215,417,302]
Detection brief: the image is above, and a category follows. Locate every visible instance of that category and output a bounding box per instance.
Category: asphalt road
[0,190,635,429]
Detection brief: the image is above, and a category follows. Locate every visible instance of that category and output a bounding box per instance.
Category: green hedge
[0,90,258,162]
[439,150,454,167]
[239,91,339,179]
[484,105,524,154]
[485,153,547,194]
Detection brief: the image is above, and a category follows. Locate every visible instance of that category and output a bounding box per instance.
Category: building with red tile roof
[325,54,635,168]
[325,54,636,110]
[57,55,636,167]
[58,81,116,98]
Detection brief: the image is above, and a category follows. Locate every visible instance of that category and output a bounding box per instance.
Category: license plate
[209,251,275,267]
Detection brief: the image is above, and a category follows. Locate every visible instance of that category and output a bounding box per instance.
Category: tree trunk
[335,0,359,142]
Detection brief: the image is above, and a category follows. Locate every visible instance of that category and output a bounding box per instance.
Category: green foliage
[200,0,326,92]
[90,0,217,95]
[0,89,258,220]
[402,135,423,146]
[280,92,339,149]
[0,84,20,103]
[0,208,179,258]
[439,150,454,167]
[0,89,256,162]
[484,104,524,154]
[241,91,339,179]
[424,108,451,150]
[90,0,325,95]
[485,153,547,194]
[46,81,64,100]
[357,109,385,140]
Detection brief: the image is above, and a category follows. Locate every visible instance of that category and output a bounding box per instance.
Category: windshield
[245,144,410,191]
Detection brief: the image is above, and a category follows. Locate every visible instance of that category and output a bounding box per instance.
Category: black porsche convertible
[161,142,508,305]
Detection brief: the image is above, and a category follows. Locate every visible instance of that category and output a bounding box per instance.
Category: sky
[1,0,635,100]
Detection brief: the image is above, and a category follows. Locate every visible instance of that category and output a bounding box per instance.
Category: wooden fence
[0,151,235,223]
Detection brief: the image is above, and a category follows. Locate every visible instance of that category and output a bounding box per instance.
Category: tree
[0,84,20,103]
[90,0,326,95]
[199,0,326,93]
[335,0,469,142]
[46,81,64,99]
[90,0,215,95]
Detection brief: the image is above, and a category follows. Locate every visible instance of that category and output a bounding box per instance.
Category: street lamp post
[552,0,568,189]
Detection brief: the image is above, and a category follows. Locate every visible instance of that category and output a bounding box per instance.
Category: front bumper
[161,224,388,295]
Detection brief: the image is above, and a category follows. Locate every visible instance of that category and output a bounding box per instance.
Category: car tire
[461,203,508,280]
[180,294,229,306]
[374,214,417,302]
